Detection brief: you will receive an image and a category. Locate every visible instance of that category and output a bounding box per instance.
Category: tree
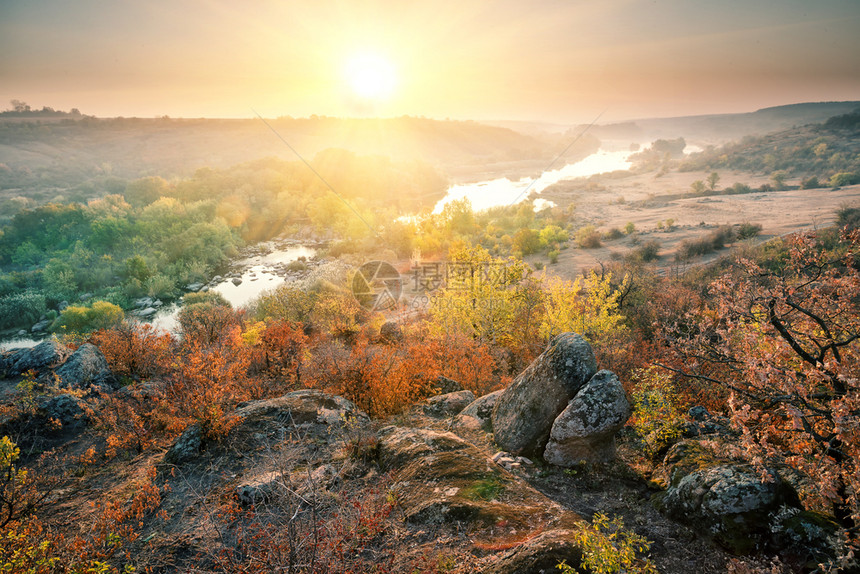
[513,228,544,255]
[661,227,860,535]
[690,180,706,195]
[770,170,788,191]
[707,172,720,191]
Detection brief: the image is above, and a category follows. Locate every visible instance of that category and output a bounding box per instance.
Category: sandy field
[536,169,860,279]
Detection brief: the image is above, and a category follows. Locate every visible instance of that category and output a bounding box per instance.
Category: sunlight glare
[344,51,397,100]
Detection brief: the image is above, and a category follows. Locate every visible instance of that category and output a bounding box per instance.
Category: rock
[492,333,597,455]
[688,405,709,421]
[377,427,577,532]
[54,343,117,389]
[164,390,368,465]
[31,319,52,333]
[453,389,503,432]
[436,375,463,394]
[379,321,402,343]
[37,393,89,429]
[133,297,153,309]
[480,529,583,574]
[543,370,631,466]
[186,283,204,292]
[135,307,157,318]
[164,424,204,465]
[656,440,802,554]
[5,340,71,376]
[420,390,476,418]
[231,277,242,286]
[57,301,69,311]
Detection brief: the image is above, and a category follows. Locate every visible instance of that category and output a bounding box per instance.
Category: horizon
[2,1,859,125]
[4,98,858,127]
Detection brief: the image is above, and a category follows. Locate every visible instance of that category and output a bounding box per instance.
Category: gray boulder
[543,370,631,466]
[420,390,475,418]
[656,440,801,554]
[492,333,597,455]
[452,389,503,432]
[38,393,89,429]
[5,340,71,376]
[54,343,117,389]
[378,321,402,343]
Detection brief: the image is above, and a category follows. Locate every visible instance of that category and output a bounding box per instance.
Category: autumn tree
[661,227,860,537]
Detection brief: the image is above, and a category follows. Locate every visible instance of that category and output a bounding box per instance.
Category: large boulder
[4,340,71,377]
[54,343,117,389]
[656,440,802,554]
[453,389,503,432]
[492,333,597,455]
[543,370,631,466]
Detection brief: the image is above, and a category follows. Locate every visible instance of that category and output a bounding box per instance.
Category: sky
[1,0,859,123]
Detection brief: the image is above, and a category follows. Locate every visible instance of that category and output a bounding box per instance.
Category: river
[2,145,645,350]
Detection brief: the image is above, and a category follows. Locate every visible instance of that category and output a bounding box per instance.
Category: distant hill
[623,101,860,145]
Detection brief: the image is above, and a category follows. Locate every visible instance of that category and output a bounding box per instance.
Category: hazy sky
[1,0,859,123]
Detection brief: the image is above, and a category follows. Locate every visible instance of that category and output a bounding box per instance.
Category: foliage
[0,290,46,330]
[51,300,124,334]
[575,225,601,248]
[558,513,659,574]
[663,227,860,534]
[629,367,685,457]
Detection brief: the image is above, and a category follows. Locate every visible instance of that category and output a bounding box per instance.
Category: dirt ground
[535,170,860,279]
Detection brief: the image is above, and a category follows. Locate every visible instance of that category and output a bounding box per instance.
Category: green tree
[513,228,544,255]
[690,180,706,195]
[706,172,720,191]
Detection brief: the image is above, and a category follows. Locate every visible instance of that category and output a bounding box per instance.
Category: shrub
[603,228,623,241]
[836,205,860,229]
[736,222,763,240]
[51,300,124,334]
[629,367,685,458]
[801,176,820,189]
[558,513,659,574]
[0,291,47,330]
[829,172,859,187]
[548,250,560,264]
[624,222,636,235]
[575,225,601,248]
[632,240,660,262]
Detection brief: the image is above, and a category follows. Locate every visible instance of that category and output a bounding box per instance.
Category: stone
[186,283,204,292]
[54,343,117,389]
[421,390,475,418]
[453,389,503,432]
[492,333,597,455]
[38,393,89,429]
[164,424,204,465]
[656,440,802,554]
[135,307,157,318]
[436,375,463,394]
[4,340,71,376]
[31,320,52,333]
[231,277,242,286]
[481,529,583,574]
[543,370,631,466]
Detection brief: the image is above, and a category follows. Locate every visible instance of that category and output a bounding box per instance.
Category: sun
[343,51,397,101]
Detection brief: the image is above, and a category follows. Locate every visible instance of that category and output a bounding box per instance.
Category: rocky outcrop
[164,389,368,465]
[543,370,631,466]
[492,333,597,455]
[656,440,802,554]
[378,426,579,534]
[3,340,71,377]
[54,343,117,389]
[38,393,89,430]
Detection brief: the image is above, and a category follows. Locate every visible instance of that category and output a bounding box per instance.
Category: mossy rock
[655,440,802,554]
[378,427,581,539]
